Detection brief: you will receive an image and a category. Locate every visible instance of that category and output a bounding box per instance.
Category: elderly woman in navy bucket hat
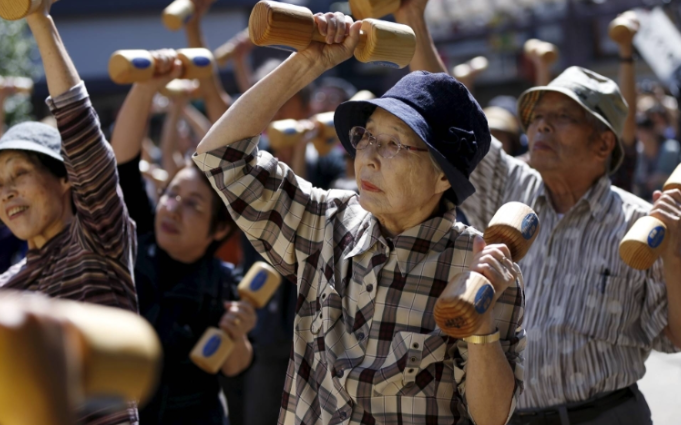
[194,12,525,425]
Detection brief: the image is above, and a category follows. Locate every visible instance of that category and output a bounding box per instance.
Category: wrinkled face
[0,150,71,243]
[527,92,610,176]
[353,108,450,229]
[155,166,219,260]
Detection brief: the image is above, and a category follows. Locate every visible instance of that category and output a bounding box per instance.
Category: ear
[593,130,616,163]
[212,222,232,243]
[59,178,72,196]
[434,172,451,196]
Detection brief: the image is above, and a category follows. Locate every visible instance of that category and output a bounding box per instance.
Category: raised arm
[394,0,447,74]
[184,0,233,123]
[610,12,638,149]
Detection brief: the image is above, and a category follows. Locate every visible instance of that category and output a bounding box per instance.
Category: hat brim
[0,139,64,162]
[517,86,623,174]
[334,98,475,204]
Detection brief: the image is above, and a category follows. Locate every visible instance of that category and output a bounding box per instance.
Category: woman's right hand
[297,12,362,71]
[134,49,184,95]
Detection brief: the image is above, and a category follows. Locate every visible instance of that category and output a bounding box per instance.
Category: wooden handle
[0,291,162,425]
[190,262,282,374]
[109,48,214,84]
[484,202,540,262]
[311,112,338,156]
[453,56,488,81]
[267,119,316,150]
[349,0,400,20]
[524,39,559,64]
[0,0,42,20]
[0,76,34,94]
[162,0,195,31]
[434,202,539,338]
[608,11,640,44]
[619,163,681,270]
[354,19,415,69]
[433,272,495,338]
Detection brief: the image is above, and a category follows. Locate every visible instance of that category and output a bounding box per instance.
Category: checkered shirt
[193,136,526,425]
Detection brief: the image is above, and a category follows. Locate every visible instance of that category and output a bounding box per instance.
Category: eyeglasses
[159,189,206,214]
[349,126,429,159]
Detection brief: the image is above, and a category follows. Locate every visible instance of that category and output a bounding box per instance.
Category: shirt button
[412,343,419,349]
[366,284,374,292]
[337,369,344,378]
[357,332,365,341]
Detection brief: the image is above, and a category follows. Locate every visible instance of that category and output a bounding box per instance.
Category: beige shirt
[460,138,679,409]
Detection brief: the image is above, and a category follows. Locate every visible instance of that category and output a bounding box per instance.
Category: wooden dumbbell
[453,56,488,86]
[0,0,43,20]
[248,1,416,69]
[0,76,33,94]
[348,0,400,20]
[109,48,214,85]
[214,28,250,68]
[159,79,200,99]
[434,202,540,338]
[619,164,681,270]
[190,262,281,374]
[162,0,195,31]
[0,291,162,425]
[524,39,559,65]
[608,11,639,45]
[267,119,317,150]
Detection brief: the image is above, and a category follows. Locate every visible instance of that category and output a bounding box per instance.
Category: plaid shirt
[194,136,526,425]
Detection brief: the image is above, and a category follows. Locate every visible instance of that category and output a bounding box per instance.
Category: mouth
[532,141,553,152]
[6,206,29,220]
[160,221,180,235]
[360,180,381,192]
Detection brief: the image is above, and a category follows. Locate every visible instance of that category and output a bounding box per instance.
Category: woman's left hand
[219,301,257,340]
[469,236,518,303]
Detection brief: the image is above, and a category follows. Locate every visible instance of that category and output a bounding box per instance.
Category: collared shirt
[0,83,138,425]
[194,136,526,425]
[460,139,679,409]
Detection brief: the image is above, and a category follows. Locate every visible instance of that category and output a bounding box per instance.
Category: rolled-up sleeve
[193,136,353,280]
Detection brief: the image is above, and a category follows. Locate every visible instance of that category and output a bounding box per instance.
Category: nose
[356,142,381,170]
[535,116,552,134]
[0,186,16,203]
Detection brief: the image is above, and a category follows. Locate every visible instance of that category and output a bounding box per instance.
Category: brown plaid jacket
[194,136,526,425]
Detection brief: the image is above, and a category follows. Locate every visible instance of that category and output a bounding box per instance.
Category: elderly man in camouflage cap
[398,2,681,422]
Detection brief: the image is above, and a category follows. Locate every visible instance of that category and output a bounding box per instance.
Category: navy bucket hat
[334,71,491,205]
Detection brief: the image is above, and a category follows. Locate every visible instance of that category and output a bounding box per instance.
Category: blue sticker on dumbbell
[249,271,268,291]
[193,56,211,67]
[203,335,222,357]
[369,61,399,69]
[132,58,152,69]
[521,213,538,240]
[282,127,297,135]
[474,284,494,315]
[647,226,665,248]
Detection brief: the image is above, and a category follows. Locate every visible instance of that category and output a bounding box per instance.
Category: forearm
[182,103,211,140]
[197,54,325,154]
[220,335,253,376]
[619,44,637,147]
[186,21,232,122]
[394,12,447,74]
[534,62,551,87]
[662,256,681,348]
[465,321,516,425]
[160,106,182,175]
[233,56,254,94]
[26,15,80,99]
[111,85,155,164]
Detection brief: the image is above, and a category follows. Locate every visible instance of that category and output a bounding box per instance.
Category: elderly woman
[0,3,136,424]
[194,13,525,425]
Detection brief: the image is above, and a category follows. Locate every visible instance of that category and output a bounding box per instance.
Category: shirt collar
[344,200,458,276]
[535,174,612,221]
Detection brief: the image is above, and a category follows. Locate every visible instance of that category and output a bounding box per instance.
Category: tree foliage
[0,19,39,126]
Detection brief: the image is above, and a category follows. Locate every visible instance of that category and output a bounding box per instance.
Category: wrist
[26,13,52,31]
[471,315,495,336]
[394,9,425,25]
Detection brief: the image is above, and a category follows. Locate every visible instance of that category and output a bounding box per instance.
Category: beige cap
[517,66,628,173]
[484,106,519,135]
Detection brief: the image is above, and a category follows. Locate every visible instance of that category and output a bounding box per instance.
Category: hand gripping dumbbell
[619,164,681,270]
[0,76,33,94]
[608,11,640,45]
[434,202,540,338]
[248,1,416,69]
[0,291,162,425]
[523,39,559,65]
[190,262,281,374]
[162,0,195,31]
[109,48,214,85]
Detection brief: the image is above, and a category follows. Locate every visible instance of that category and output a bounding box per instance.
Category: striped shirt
[0,83,138,424]
[194,136,526,425]
[460,138,679,409]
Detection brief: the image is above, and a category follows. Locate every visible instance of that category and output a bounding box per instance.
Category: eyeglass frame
[158,188,207,214]
[349,126,430,159]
